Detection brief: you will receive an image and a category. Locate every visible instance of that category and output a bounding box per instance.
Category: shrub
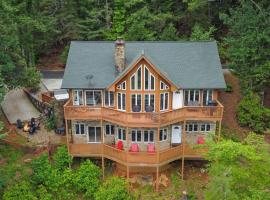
[3,181,37,200]
[237,92,270,133]
[53,146,72,171]
[225,83,233,93]
[73,160,101,198]
[95,177,132,200]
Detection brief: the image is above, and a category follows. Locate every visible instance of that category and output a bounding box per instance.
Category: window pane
[88,127,95,142]
[106,125,110,135]
[160,82,164,90]
[206,124,211,131]
[165,93,169,110]
[110,92,114,106]
[144,94,149,111]
[137,68,141,89]
[195,90,199,102]
[188,124,193,131]
[79,91,83,105]
[94,91,101,105]
[111,125,115,135]
[123,129,126,140]
[75,124,80,134]
[105,91,109,105]
[194,124,198,131]
[80,124,85,134]
[117,93,121,109]
[122,94,126,110]
[118,128,121,139]
[122,82,126,90]
[160,94,164,110]
[144,131,148,142]
[151,75,155,90]
[86,91,94,105]
[150,131,154,142]
[131,76,135,90]
[131,94,136,111]
[159,130,163,141]
[132,130,136,142]
[184,90,189,106]
[137,130,141,142]
[137,95,141,112]
[201,124,206,131]
[190,90,194,101]
[163,129,167,140]
[145,68,149,90]
[96,127,101,142]
[150,95,155,112]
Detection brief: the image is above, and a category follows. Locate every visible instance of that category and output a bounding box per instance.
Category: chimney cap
[115,37,125,46]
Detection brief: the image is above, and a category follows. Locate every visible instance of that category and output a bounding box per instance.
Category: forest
[0,0,270,199]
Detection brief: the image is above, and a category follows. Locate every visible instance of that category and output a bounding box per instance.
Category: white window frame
[105,124,115,135]
[160,81,169,90]
[74,123,85,135]
[87,126,101,143]
[131,94,142,112]
[144,94,155,112]
[159,128,168,142]
[203,90,213,106]
[144,66,155,91]
[121,81,126,90]
[131,129,142,142]
[118,127,126,141]
[144,130,154,143]
[73,90,84,105]
[130,65,142,91]
[104,91,114,107]
[85,90,102,106]
[185,123,199,132]
[160,92,169,111]
[184,90,200,105]
[117,92,126,111]
[200,123,211,132]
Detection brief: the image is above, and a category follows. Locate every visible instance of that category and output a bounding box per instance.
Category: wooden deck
[68,143,207,167]
[64,100,223,127]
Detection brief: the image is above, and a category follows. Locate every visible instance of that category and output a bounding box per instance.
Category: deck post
[65,119,69,154]
[156,166,159,191]
[181,120,186,180]
[218,120,222,141]
[126,165,129,181]
[157,127,160,163]
[101,119,105,179]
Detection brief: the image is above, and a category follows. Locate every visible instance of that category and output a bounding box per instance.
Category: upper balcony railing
[64,100,223,127]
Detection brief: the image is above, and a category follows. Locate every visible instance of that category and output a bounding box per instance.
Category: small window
[122,81,126,90]
[159,128,168,141]
[185,123,199,132]
[131,130,142,142]
[201,123,211,132]
[160,93,169,111]
[160,81,169,90]
[73,90,84,105]
[75,123,85,135]
[117,93,126,111]
[118,128,126,140]
[184,90,200,106]
[105,124,115,135]
[85,90,102,106]
[144,130,154,142]
[105,91,114,107]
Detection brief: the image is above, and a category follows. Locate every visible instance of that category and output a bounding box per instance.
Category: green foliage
[160,23,179,41]
[190,24,216,41]
[21,67,41,91]
[205,134,270,199]
[3,181,37,200]
[45,112,57,131]
[36,185,53,200]
[220,0,270,92]
[60,45,70,65]
[95,177,132,200]
[73,160,101,199]
[52,146,72,171]
[237,92,270,133]
[225,83,233,93]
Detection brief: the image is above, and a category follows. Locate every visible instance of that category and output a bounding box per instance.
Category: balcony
[64,100,223,127]
[68,143,207,167]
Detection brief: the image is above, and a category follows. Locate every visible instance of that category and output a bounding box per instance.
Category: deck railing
[68,143,207,166]
[64,100,223,127]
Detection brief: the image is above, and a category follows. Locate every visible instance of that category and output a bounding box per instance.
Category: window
[144,130,154,142]
[144,94,155,112]
[105,91,114,107]
[117,93,126,111]
[160,81,169,90]
[184,90,200,106]
[117,81,126,90]
[75,123,85,135]
[131,130,142,142]
[130,66,142,90]
[201,123,211,132]
[203,90,213,106]
[105,124,115,135]
[73,90,83,105]
[160,93,169,111]
[118,128,126,140]
[85,90,102,106]
[159,128,168,141]
[185,123,199,132]
[131,94,142,112]
[88,127,101,143]
[144,67,155,90]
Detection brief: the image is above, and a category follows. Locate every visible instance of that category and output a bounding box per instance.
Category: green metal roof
[61,41,226,89]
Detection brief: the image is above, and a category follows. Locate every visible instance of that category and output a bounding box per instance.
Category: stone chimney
[115,38,125,73]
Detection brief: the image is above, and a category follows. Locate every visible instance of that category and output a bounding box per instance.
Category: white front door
[173,90,183,109]
[171,125,182,144]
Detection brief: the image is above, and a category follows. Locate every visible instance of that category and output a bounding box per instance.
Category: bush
[95,177,132,200]
[60,45,70,65]
[53,146,72,171]
[237,92,270,133]
[3,181,37,200]
[225,83,233,93]
[73,160,101,198]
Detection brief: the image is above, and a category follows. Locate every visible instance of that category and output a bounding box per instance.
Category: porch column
[126,127,129,153]
[101,120,105,180]
[218,120,222,141]
[181,120,186,180]
[65,119,69,154]
[156,127,160,163]
[156,166,159,191]
[102,157,105,180]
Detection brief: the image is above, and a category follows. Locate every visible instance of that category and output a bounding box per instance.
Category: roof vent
[85,74,94,87]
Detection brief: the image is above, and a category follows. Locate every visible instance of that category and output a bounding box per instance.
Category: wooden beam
[65,119,69,154]
[126,165,129,181]
[181,120,186,180]
[156,167,159,191]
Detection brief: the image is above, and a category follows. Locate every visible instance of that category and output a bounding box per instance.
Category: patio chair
[117,140,123,150]
[197,136,205,144]
[130,143,139,152]
[147,143,155,153]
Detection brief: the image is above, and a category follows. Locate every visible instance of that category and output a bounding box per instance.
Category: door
[173,90,183,109]
[171,125,182,144]
[88,127,101,143]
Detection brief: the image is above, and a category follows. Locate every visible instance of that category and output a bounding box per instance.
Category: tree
[237,92,270,133]
[3,181,37,200]
[220,0,270,92]
[190,23,216,41]
[159,23,179,40]
[52,145,72,171]
[95,177,132,200]
[73,160,101,199]
[205,133,270,199]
